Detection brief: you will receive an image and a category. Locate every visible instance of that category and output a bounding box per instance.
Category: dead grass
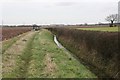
[43,53,57,77]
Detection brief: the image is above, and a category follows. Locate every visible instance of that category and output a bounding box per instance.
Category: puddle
[54,35,64,49]
[54,35,74,58]
[54,35,87,63]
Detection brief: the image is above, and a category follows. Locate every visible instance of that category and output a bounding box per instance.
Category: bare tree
[105,14,118,27]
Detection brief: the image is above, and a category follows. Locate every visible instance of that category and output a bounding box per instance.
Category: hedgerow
[48,28,119,78]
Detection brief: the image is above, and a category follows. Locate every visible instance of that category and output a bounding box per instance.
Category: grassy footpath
[3,29,97,78]
[77,27,118,32]
[2,31,36,78]
[2,37,20,54]
[27,29,97,78]
[2,32,28,54]
[12,32,38,77]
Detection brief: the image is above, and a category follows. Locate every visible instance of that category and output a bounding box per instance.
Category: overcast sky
[0,0,119,25]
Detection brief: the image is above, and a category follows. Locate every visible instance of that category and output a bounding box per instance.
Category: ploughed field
[2,28,97,78]
[2,27,32,41]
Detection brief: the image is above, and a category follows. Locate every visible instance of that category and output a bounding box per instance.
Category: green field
[2,29,97,78]
[77,27,119,32]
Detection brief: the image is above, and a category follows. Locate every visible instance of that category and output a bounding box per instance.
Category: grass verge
[27,29,97,78]
[4,32,38,78]
[2,32,28,54]
[14,32,37,78]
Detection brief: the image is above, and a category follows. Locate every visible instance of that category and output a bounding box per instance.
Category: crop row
[1,27,32,41]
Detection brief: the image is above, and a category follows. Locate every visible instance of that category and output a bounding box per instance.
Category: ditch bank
[48,28,120,78]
